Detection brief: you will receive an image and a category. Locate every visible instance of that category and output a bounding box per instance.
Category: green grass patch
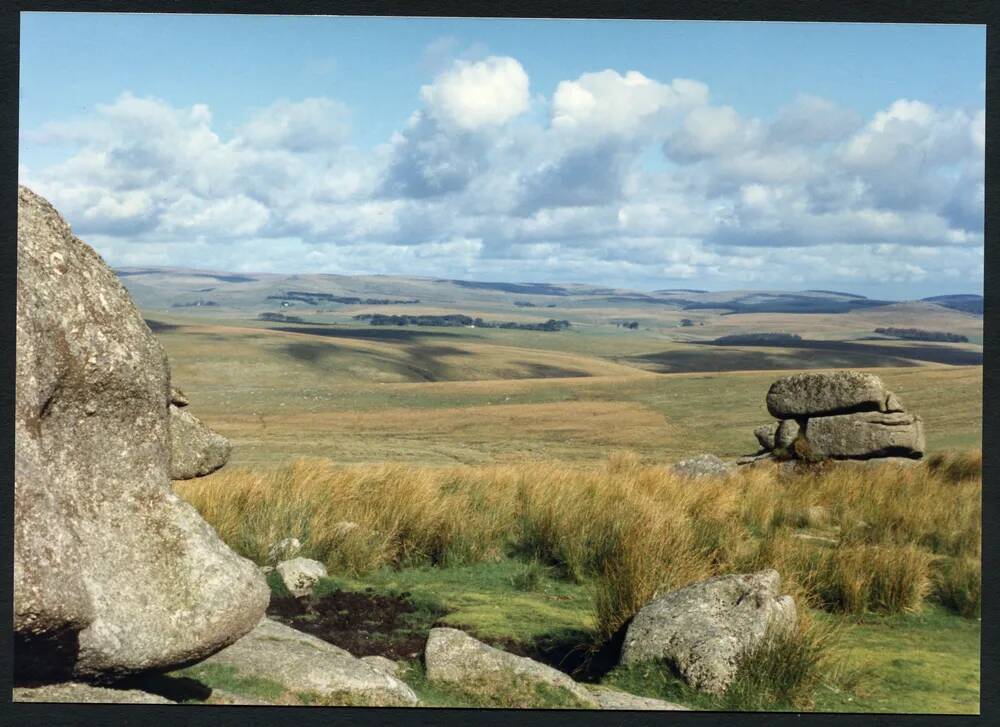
[336,558,597,646]
[811,605,980,714]
[171,663,288,702]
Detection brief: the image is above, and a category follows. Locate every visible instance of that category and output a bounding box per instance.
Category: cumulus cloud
[19,60,984,295]
[420,56,529,130]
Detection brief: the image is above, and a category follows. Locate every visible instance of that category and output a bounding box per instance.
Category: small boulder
[424,627,599,709]
[202,618,418,707]
[672,454,734,479]
[766,371,886,418]
[754,424,777,451]
[884,391,906,413]
[169,404,232,479]
[620,570,797,695]
[276,557,327,598]
[802,411,925,459]
[266,537,303,566]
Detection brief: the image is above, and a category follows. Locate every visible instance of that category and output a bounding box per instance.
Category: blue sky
[19,14,985,297]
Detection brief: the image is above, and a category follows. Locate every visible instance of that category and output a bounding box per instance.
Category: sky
[19,14,986,298]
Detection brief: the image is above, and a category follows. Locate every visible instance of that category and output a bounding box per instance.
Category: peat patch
[267,589,445,660]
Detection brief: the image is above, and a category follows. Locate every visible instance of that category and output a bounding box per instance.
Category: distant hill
[921,295,983,315]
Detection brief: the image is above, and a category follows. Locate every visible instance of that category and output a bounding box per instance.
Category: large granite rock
[766,371,886,418]
[424,627,599,709]
[775,418,801,449]
[202,618,419,706]
[15,186,269,682]
[801,411,925,459]
[169,404,232,480]
[620,570,797,695]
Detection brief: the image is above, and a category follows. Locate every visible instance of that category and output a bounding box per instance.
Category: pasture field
[150,313,982,467]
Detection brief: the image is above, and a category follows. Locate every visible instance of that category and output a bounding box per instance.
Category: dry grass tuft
[176,449,981,634]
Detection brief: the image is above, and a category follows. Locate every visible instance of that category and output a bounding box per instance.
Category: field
[134,269,982,713]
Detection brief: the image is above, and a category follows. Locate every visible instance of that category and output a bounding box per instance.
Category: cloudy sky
[19,15,985,298]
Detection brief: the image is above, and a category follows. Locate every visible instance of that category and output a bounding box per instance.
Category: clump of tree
[258,312,306,323]
[514,301,537,307]
[679,318,695,327]
[354,313,570,331]
[172,300,219,307]
[712,332,803,345]
[268,291,419,306]
[874,327,968,343]
[615,320,640,329]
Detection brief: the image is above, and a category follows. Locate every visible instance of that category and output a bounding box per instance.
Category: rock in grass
[14,186,268,682]
[169,404,232,479]
[424,627,600,709]
[202,619,418,707]
[671,454,735,479]
[586,685,689,710]
[13,682,173,704]
[266,538,303,566]
[802,411,925,459]
[276,557,328,598]
[754,424,777,451]
[620,570,797,695]
[766,371,887,419]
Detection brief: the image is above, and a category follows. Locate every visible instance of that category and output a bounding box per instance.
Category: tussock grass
[176,449,981,636]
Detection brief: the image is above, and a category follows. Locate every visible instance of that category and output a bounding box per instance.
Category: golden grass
[177,448,981,638]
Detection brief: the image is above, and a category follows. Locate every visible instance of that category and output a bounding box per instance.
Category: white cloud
[420,56,530,130]
[19,63,984,296]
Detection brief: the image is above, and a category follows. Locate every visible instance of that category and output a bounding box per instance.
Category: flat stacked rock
[746,371,925,463]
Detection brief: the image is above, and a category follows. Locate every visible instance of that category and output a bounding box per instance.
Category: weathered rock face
[169,404,232,480]
[15,186,269,682]
[424,627,600,709]
[775,418,801,449]
[202,619,419,706]
[802,411,925,459]
[276,557,328,598]
[672,454,735,479]
[766,371,886,419]
[620,570,797,695]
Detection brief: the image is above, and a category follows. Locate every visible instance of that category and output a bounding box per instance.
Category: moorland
[124,267,982,712]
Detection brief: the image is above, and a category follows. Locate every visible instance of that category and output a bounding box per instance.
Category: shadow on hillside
[630,339,981,374]
[272,325,479,343]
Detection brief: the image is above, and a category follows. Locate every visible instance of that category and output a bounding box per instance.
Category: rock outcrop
[15,186,269,682]
[747,371,925,463]
[202,618,419,706]
[424,627,600,709]
[169,396,231,480]
[619,570,797,695]
[586,686,689,711]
